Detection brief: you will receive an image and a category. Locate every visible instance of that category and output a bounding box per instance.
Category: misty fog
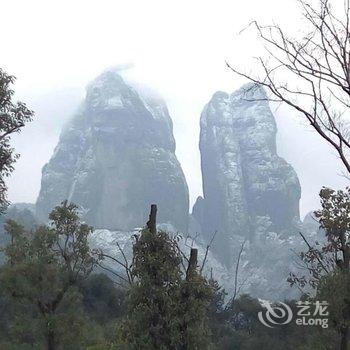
[2,0,348,218]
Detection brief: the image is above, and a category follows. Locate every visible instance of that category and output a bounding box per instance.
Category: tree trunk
[147,204,157,235]
[340,235,350,350]
[46,327,56,350]
[180,248,199,349]
[340,325,348,350]
[186,248,198,281]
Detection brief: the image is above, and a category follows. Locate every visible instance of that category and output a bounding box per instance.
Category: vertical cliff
[36,70,189,232]
[193,84,301,266]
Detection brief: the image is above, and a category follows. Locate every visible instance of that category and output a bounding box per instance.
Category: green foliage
[316,187,350,236]
[288,187,350,349]
[316,271,350,349]
[179,272,213,349]
[1,198,348,349]
[0,201,99,349]
[80,273,126,347]
[314,188,350,349]
[211,294,332,350]
[207,279,234,348]
[0,68,33,211]
[0,206,37,232]
[80,274,125,324]
[119,229,183,349]
[119,228,213,349]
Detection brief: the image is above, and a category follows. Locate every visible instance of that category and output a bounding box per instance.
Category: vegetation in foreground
[0,194,348,349]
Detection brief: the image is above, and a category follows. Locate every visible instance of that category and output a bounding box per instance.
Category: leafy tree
[215,295,326,350]
[315,188,350,350]
[119,229,183,349]
[0,201,99,350]
[80,273,125,325]
[179,270,213,349]
[317,272,350,350]
[80,273,126,348]
[0,69,33,210]
[316,187,350,275]
[289,187,350,349]
[119,205,213,349]
[1,206,37,231]
[177,247,213,350]
[207,279,233,348]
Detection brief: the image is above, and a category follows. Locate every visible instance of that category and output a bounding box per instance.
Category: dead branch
[147,204,157,234]
[200,231,218,273]
[186,248,198,281]
[229,239,246,307]
[185,232,200,249]
[227,0,350,176]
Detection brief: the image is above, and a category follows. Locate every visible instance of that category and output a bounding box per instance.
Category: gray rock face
[89,221,323,301]
[193,84,301,266]
[36,70,189,232]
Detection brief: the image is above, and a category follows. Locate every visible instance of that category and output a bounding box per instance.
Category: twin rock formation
[36,70,300,269]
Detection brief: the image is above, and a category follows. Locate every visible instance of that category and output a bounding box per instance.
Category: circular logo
[258,300,293,328]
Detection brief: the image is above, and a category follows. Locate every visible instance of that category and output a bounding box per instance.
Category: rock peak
[36,70,189,232]
[193,83,301,266]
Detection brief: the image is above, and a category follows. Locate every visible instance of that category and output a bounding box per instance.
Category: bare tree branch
[228,239,246,307]
[200,231,218,273]
[227,0,350,176]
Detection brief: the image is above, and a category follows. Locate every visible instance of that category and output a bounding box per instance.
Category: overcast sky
[1,0,348,218]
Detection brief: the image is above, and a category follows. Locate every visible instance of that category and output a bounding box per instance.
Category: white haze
[1,0,348,219]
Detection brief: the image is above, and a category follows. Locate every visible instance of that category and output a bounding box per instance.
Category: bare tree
[94,242,134,287]
[227,0,350,176]
[200,231,218,273]
[227,2,350,346]
[228,239,247,307]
